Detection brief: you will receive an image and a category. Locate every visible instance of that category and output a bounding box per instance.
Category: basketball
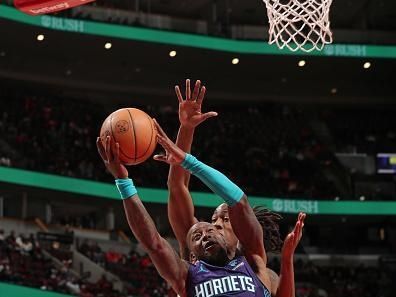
[100,108,157,165]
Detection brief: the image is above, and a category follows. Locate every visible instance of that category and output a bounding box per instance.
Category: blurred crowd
[321,108,396,155]
[1,229,394,297]
[1,93,396,200]
[56,214,98,230]
[270,258,394,297]
[294,259,395,297]
[0,230,123,296]
[78,240,173,297]
[0,93,347,200]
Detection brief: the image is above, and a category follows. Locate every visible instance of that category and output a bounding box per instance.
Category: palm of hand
[283,232,299,252]
[282,213,305,258]
[153,119,186,165]
[97,137,129,179]
[281,233,298,259]
[179,101,203,127]
[165,153,182,165]
[102,148,129,179]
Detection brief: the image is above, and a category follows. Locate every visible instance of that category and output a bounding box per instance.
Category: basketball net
[262,0,333,52]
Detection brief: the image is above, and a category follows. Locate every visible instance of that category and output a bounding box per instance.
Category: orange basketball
[100,108,157,165]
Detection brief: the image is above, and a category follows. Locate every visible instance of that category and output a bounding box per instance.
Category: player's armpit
[267,267,280,296]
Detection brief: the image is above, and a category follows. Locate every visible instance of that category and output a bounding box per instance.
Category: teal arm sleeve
[181,154,244,206]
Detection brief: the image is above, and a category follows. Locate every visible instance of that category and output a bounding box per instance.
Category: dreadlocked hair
[253,206,283,253]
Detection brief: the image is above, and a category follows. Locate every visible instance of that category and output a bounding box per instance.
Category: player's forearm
[167,126,197,256]
[228,197,266,261]
[123,197,163,252]
[277,258,295,297]
[115,178,162,250]
[180,153,244,206]
[168,125,195,187]
[176,125,195,154]
[123,197,188,295]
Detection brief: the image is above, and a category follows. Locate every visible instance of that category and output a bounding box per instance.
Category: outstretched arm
[276,213,306,297]
[165,79,218,258]
[97,137,188,295]
[167,125,198,259]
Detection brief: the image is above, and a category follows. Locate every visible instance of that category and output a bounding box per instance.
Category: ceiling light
[363,62,371,69]
[169,50,177,57]
[298,60,306,67]
[232,58,239,65]
[104,42,112,49]
[37,34,45,41]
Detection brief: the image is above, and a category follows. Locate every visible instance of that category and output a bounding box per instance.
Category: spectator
[0,229,5,242]
[105,249,122,264]
[0,231,124,296]
[5,230,16,246]
[2,93,396,204]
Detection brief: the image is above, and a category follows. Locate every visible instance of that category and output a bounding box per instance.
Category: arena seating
[2,92,396,200]
[0,230,125,297]
[1,229,394,297]
[0,93,348,200]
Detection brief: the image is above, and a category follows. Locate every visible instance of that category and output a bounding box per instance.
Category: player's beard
[201,244,229,266]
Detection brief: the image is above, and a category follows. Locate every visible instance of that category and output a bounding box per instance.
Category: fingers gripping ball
[100,108,157,165]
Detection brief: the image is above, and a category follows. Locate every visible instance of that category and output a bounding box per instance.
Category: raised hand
[96,136,128,179]
[282,212,306,259]
[153,119,186,165]
[175,79,218,129]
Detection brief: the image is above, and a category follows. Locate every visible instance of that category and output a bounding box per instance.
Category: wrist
[111,169,128,180]
[115,178,137,200]
[180,124,196,131]
[281,251,295,261]
[181,153,196,169]
[114,173,128,179]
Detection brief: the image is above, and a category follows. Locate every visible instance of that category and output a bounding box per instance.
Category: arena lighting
[169,50,177,57]
[232,58,239,65]
[298,60,306,67]
[104,42,112,49]
[363,62,371,69]
[37,34,45,41]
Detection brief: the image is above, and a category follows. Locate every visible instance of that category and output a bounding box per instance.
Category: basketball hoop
[262,0,333,52]
[14,0,95,15]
